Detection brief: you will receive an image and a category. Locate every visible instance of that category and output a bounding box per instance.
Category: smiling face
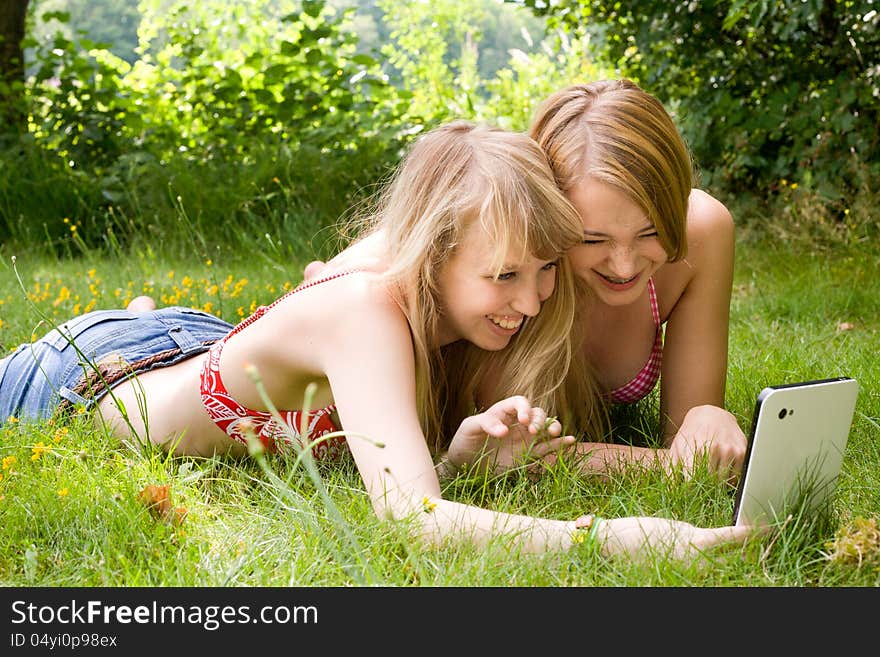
[567,177,669,306]
[435,218,559,350]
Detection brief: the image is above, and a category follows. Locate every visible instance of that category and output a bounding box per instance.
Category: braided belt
[55,342,217,417]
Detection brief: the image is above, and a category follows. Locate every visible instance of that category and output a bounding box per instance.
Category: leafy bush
[517,0,880,205]
[8,0,405,249]
[377,0,612,130]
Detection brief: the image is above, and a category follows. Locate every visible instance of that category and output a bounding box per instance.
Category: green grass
[0,214,878,587]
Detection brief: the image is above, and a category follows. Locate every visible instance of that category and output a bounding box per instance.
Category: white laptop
[732,377,859,526]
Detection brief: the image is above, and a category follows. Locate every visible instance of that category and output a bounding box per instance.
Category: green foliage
[6,0,405,249]
[517,0,880,205]
[129,0,398,157]
[378,0,485,126]
[2,0,615,250]
[28,23,136,171]
[0,137,105,253]
[479,29,610,131]
[377,0,612,131]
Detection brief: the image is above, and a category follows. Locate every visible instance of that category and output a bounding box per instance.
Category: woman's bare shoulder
[687,189,734,236]
[254,271,409,372]
[322,230,388,274]
[286,270,399,319]
[685,189,735,260]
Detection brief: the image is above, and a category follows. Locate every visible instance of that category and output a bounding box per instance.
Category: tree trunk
[0,0,30,135]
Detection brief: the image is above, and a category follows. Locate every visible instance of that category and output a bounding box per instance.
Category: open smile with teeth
[598,272,638,284]
[488,314,523,330]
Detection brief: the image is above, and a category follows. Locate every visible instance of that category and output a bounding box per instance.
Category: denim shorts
[0,307,233,425]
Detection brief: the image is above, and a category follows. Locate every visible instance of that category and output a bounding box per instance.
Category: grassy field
[0,214,878,587]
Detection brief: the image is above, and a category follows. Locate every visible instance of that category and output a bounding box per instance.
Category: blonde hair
[356,120,604,453]
[529,79,694,262]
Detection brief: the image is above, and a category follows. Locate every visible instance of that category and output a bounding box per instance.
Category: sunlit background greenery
[2,0,876,258]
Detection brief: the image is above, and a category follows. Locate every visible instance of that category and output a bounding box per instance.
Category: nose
[607,244,638,279]
[512,278,546,318]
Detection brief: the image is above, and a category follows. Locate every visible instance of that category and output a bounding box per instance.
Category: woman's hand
[662,405,747,484]
[444,396,576,475]
[594,515,756,561]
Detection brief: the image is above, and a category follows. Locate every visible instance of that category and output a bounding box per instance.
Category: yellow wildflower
[57,487,69,497]
[421,496,437,514]
[3,455,18,470]
[53,286,71,307]
[31,442,50,460]
[230,279,248,298]
[6,416,18,424]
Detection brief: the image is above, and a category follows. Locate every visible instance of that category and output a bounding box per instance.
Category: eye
[581,238,606,246]
[639,231,659,239]
[495,271,516,281]
[541,260,559,271]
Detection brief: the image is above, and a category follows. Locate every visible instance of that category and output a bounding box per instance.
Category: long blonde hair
[356,120,600,453]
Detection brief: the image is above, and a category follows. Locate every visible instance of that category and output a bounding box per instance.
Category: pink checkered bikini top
[607,278,663,404]
[199,271,358,459]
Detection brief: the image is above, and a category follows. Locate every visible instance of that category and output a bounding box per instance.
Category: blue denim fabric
[0,307,233,425]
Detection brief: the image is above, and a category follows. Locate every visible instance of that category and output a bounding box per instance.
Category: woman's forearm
[414,497,583,553]
[573,441,663,475]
